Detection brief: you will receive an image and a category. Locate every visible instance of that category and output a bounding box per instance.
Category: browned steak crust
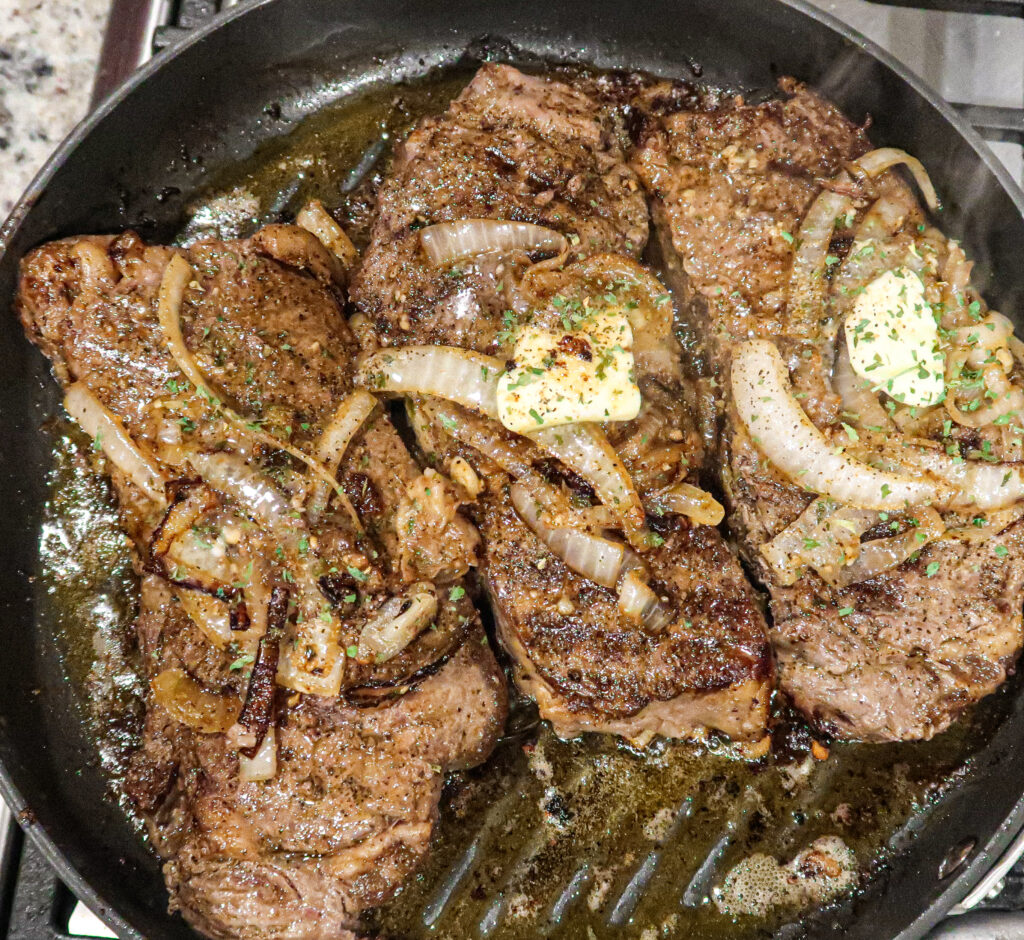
[18,229,507,938]
[633,79,1024,741]
[352,64,773,744]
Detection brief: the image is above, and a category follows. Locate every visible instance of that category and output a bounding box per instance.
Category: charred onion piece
[420,219,566,267]
[148,484,239,595]
[64,382,168,503]
[151,483,218,558]
[236,586,287,759]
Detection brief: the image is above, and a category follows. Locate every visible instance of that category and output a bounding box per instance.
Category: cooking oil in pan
[35,68,1020,939]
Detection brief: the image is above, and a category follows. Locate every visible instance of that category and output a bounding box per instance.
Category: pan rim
[1,1,1023,938]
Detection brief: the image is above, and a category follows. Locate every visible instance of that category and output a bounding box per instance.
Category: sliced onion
[617,569,673,632]
[188,450,344,696]
[163,529,239,593]
[275,644,344,698]
[150,486,238,594]
[358,346,501,417]
[177,589,236,647]
[152,668,240,733]
[188,451,293,525]
[239,725,277,782]
[157,254,352,521]
[946,364,1024,429]
[946,505,1024,541]
[760,497,877,586]
[530,423,648,547]
[295,200,358,269]
[306,390,378,517]
[365,348,647,543]
[420,220,566,267]
[510,482,624,587]
[64,382,167,503]
[830,507,945,587]
[151,484,219,558]
[788,189,852,333]
[831,194,917,321]
[888,445,1024,511]
[357,583,438,663]
[732,339,940,510]
[70,240,116,290]
[834,336,893,431]
[851,147,940,211]
[951,312,1014,363]
[314,390,379,468]
[448,456,483,498]
[420,398,556,492]
[658,482,725,526]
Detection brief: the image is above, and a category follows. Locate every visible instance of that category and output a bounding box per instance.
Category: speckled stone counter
[0,0,112,218]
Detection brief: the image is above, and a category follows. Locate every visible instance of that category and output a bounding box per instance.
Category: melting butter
[845,267,945,408]
[496,312,641,434]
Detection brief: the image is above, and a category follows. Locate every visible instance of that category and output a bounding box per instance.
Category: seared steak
[352,64,773,745]
[18,228,507,938]
[131,577,504,940]
[633,79,1024,740]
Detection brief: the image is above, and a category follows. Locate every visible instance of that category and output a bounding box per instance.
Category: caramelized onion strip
[732,339,940,509]
[657,482,725,526]
[420,220,566,267]
[157,254,354,522]
[829,508,945,587]
[357,583,438,663]
[851,147,941,211]
[152,668,240,734]
[64,382,168,503]
[511,482,624,588]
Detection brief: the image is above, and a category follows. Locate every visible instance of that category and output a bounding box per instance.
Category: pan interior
[35,65,1024,940]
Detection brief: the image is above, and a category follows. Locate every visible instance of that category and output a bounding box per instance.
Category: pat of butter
[496,312,642,434]
[845,267,944,408]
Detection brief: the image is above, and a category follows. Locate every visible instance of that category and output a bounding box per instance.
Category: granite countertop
[0,0,112,218]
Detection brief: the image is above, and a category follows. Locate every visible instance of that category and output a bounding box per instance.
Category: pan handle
[927,910,1024,939]
[952,104,1024,145]
[863,0,1023,16]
